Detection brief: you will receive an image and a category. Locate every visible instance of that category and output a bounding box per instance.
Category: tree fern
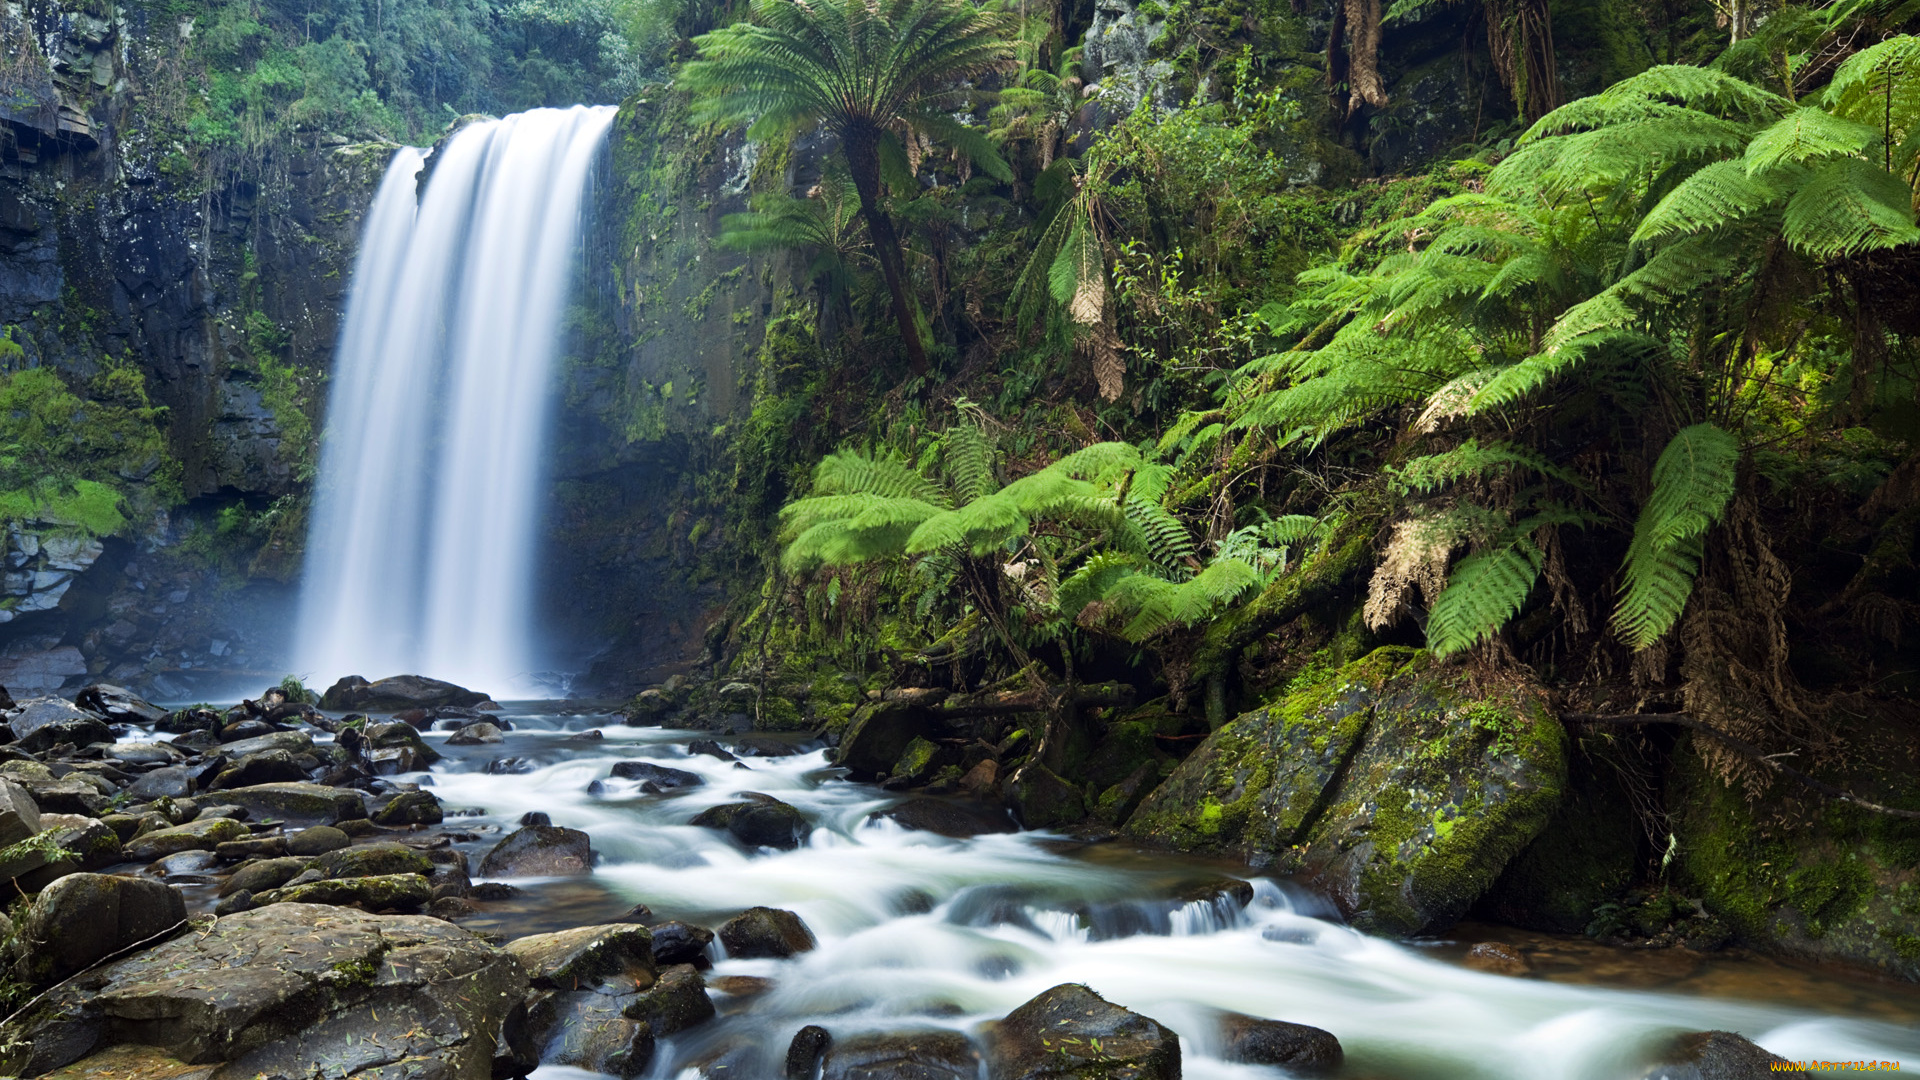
[1426,543,1544,656]
[812,450,951,504]
[1613,423,1740,648]
[1780,158,1920,257]
[943,422,999,503]
[1391,439,1579,494]
[1744,106,1882,172]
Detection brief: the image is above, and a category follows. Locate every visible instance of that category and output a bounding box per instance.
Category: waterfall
[296,105,617,694]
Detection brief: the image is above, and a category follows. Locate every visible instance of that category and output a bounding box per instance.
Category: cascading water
[296,106,617,692]
[402,717,1920,1080]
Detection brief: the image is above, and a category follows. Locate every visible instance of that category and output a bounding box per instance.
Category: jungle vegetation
[675,0,1920,798]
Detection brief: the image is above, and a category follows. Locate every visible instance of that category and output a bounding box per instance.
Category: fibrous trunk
[843,126,932,376]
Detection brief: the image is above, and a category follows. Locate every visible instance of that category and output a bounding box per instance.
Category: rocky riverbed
[0,678,1908,1079]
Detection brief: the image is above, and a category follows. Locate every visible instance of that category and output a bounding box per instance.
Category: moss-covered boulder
[0,903,527,1078]
[254,872,433,911]
[1669,735,1920,981]
[836,700,938,780]
[1128,648,1566,935]
[1474,742,1643,934]
[219,782,369,824]
[124,817,251,861]
[985,983,1179,1080]
[15,873,187,985]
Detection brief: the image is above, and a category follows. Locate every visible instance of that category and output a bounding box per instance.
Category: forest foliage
[679,0,1920,783]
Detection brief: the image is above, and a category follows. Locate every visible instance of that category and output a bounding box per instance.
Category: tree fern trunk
[844,127,932,376]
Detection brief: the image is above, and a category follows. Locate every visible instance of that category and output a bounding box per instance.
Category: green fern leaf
[1633,159,1788,243]
[1744,106,1880,174]
[1426,544,1543,656]
[1612,423,1740,648]
[1780,158,1920,258]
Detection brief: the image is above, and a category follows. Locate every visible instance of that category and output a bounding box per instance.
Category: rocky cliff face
[0,0,395,698]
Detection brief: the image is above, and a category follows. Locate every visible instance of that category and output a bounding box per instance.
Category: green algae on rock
[1129,648,1567,935]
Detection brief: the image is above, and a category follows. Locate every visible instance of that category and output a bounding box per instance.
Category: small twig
[1563,712,1920,820]
[0,916,191,1039]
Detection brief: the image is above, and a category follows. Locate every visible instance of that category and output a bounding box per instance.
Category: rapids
[370,710,1920,1080]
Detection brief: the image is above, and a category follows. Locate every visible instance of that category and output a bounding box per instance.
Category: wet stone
[718,907,815,959]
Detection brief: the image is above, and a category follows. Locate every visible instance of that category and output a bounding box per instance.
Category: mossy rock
[1473,742,1642,934]
[1129,648,1567,936]
[255,872,432,911]
[123,817,250,861]
[1669,736,1920,981]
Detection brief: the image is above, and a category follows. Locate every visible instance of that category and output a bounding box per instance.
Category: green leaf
[1744,106,1880,174]
[1612,423,1741,648]
[1426,544,1543,656]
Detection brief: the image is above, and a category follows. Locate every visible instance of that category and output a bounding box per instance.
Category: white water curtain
[296,106,617,694]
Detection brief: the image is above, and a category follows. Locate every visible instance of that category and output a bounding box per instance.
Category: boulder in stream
[124,817,250,861]
[479,823,594,877]
[446,721,506,745]
[14,873,187,985]
[219,782,370,824]
[1217,1011,1342,1071]
[1636,1030,1808,1079]
[822,1030,981,1080]
[0,902,528,1078]
[1127,647,1566,936]
[834,700,938,780]
[74,684,168,726]
[610,760,704,790]
[874,797,1017,838]
[506,924,656,989]
[320,674,493,712]
[986,983,1180,1080]
[717,906,815,958]
[253,872,433,911]
[648,920,715,967]
[689,793,810,850]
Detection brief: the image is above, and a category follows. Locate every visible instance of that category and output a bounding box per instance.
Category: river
[230,704,1915,1080]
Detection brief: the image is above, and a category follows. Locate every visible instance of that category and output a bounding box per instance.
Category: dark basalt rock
[717,906,815,959]
[690,793,810,850]
[506,923,656,990]
[1218,1011,1343,1072]
[610,760,704,790]
[1636,1031,1809,1079]
[479,824,594,877]
[253,872,433,911]
[218,782,370,824]
[74,684,167,725]
[872,798,1016,838]
[0,902,528,1078]
[622,964,716,1035]
[220,856,309,897]
[320,674,493,712]
[787,1025,833,1079]
[648,920,715,967]
[986,984,1180,1080]
[373,789,444,825]
[286,825,350,856]
[822,1029,980,1080]
[687,739,737,762]
[14,872,186,985]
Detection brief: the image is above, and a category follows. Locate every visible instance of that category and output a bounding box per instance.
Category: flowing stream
[295,107,616,693]
[370,709,1920,1080]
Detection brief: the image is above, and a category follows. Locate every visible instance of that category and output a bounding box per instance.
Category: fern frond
[1612,423,1740,649]
[943,422,999,503]
[1057,550,1140,621]
[1633,159,1789,243]
[812,450,950,505]
[1823,35,1920,129]
[1744,106,1880,173]
[1391,439,1580,494]
[1124,495,1198,572]
[1426,543,1543,656]
[1780,158,1920,258]
[1521,65,1789,141]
